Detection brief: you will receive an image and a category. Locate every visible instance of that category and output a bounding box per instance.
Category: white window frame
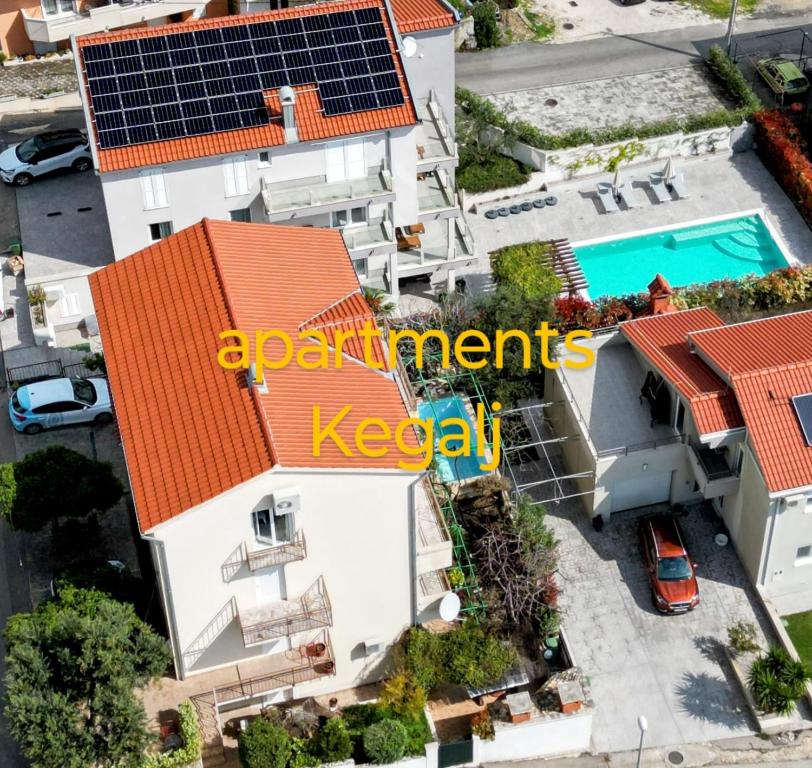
[353,257,368,280]
[59,293,81,318]
[139,168,168,210]
[258,150,272,168]
[229,207,251,223]
[331,206,367,229]
[41,0,74,18]
[149,221,173,241]
[223,155,249,197]
[795,545,812,566]
[325,138,366,183]
[252,508,293,547]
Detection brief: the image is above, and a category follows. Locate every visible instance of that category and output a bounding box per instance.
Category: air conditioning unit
[272,487,300,516]
[363,637,384,656]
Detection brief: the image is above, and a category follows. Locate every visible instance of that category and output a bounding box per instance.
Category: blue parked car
[9,377,113,434]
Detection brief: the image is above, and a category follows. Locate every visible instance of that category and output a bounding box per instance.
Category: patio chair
[647,173,672,204]
[617,181,644,209]
[669,173,690,199]
[596,182,619,214]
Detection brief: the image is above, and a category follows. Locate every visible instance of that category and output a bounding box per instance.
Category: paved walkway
[487,65,731,135]
[0,58,77,99]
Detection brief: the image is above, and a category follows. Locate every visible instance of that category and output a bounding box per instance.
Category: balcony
[396,216,476,277]
[22,0,201,44]
[262,166,394,222]
[417,170,459,221]
[342,220,396,257]
[688,445,740,499]
[415,94,458,170]
[415,476,452,574]
[246,530,307,572]
[238,576,332,647]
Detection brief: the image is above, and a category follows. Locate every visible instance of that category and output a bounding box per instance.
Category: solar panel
[793,394,812,446]
[84,7,405,150]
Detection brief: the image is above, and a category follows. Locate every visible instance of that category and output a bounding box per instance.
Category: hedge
[142,701,202,768]
[706,44,762,113]
[490,242,562,299]
[457,152,530,193]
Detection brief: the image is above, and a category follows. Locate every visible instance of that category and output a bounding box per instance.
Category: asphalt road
[456,16,812,93]
[0,107,85,768]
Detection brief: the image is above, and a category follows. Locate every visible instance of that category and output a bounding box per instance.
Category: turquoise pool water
[417,396,490,483]
[574,214,789,298]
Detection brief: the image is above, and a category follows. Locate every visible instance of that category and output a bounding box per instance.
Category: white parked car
[0,130,92,186]
[9,377,113,434]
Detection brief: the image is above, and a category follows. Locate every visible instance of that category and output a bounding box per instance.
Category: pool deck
[466,151,812,272]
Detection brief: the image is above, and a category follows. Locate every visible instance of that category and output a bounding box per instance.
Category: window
[223,155,249,197]
[42,0,73,16]
[796,545,812,565]
[325,138,365,183]
[330,206,367,228]
[59,293,81,318]
[71,379,98,405]
[258,151,272,168]
[736,446,745,477]
[253,508,293,546]
[139,168,168,210]
[149,221,173,241]
[229,208,251,223]
[353,258,368,280]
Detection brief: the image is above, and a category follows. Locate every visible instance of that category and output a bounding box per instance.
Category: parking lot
[548,499,787,752]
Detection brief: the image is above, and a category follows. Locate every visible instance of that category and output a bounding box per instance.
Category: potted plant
[27,285,46,327]
[305,641,326,658]
[748,646,810,716]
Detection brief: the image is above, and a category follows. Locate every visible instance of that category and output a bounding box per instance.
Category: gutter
[69,33,101,174]
[146,534,186,681]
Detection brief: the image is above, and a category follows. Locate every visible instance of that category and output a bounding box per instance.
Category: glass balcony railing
[342,221,395,252]
[262,170,393,216]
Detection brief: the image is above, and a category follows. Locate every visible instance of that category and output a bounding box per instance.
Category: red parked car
[639,515,700,614]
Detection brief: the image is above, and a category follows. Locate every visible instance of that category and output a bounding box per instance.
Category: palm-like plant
[362,286,396,319]
[748,645,811,715]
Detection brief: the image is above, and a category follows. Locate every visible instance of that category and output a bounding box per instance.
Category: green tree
[473,1,500,49]
[314,717,353,763]
[4,446,123,531]
[238,719,291,768]
[363,719,408,764]
[4,586,171,768]
[362,286,396,319]
[0,463,15,521]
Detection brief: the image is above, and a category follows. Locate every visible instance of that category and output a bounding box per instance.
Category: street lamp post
[636,715,648,768]
[725,0,740,56]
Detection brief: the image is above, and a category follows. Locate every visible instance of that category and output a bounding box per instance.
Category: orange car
[639,515,700,614]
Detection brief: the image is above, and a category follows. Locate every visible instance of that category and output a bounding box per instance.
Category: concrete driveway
[550,500,781,752]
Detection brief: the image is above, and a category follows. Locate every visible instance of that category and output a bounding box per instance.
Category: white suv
[0,130,92,186]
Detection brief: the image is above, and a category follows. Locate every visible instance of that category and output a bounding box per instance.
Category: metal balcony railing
[246,530,307,572]
[239,576,332,647]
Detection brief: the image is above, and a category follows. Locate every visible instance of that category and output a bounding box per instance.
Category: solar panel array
[82,7,405,150]
[793,394,812,446]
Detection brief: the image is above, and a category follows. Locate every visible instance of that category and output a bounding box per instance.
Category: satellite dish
[401,36,418,58]
[438,592,461,622]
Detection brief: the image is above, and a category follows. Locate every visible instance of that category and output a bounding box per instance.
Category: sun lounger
[647,173,672,204]
[596,182,619,214]
[669,173,690,199]
[617,181,644,209]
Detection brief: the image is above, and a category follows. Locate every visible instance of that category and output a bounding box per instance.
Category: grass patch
[521,0,554,41]
[683,0,758,19]
[457,153,530,193]
[784,611,812,669]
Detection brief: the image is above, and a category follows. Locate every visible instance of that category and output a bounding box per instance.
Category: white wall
[29,272,96,331]
[149,467,419,693]
[401,28,456,132]
[473,710,593,762]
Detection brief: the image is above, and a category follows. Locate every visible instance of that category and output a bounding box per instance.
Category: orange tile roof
[689,311,812,381]
[75,0,417,173]
[620,308,743,435]
[731,361,812,493]
[389,0,457,32]
[90,220,418,532]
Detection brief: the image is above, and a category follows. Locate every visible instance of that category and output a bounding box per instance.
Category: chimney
[279,86,298,144]
[647,274,675,316]
[247,363,269,395]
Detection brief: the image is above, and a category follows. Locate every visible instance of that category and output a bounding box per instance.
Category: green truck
[756,57,809,102]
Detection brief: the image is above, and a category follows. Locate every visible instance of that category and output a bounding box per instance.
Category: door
[324,138,365,183]
[438,740,473,768]
[254,569,288,655]
[325,141,346,183]
[611,471,672,513]
[30,143,68,177]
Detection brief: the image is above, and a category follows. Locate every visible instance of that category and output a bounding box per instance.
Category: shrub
[238,719,291,768]
[706,45,762,113]
[470,710,494,740]
[380,673,426,719]
[457,153,529,193]
[315,717,353,763]
[143,701,202,768]
[289,737,320,768]
[727,621,760,655]
[472,1,500,49]
[363,719,408,764]
[748,645,811,715]
[490,242,562,300]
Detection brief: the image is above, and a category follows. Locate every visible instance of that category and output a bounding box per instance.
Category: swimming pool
[417,395,490,483]
[573,214,790,298]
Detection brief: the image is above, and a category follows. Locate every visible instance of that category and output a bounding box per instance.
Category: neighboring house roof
[390,0,457,32]
[74,0,418,173]
[689,311,812,381]
[731,361,812,494]
[620,307,744,435]
[90,220,417,532]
